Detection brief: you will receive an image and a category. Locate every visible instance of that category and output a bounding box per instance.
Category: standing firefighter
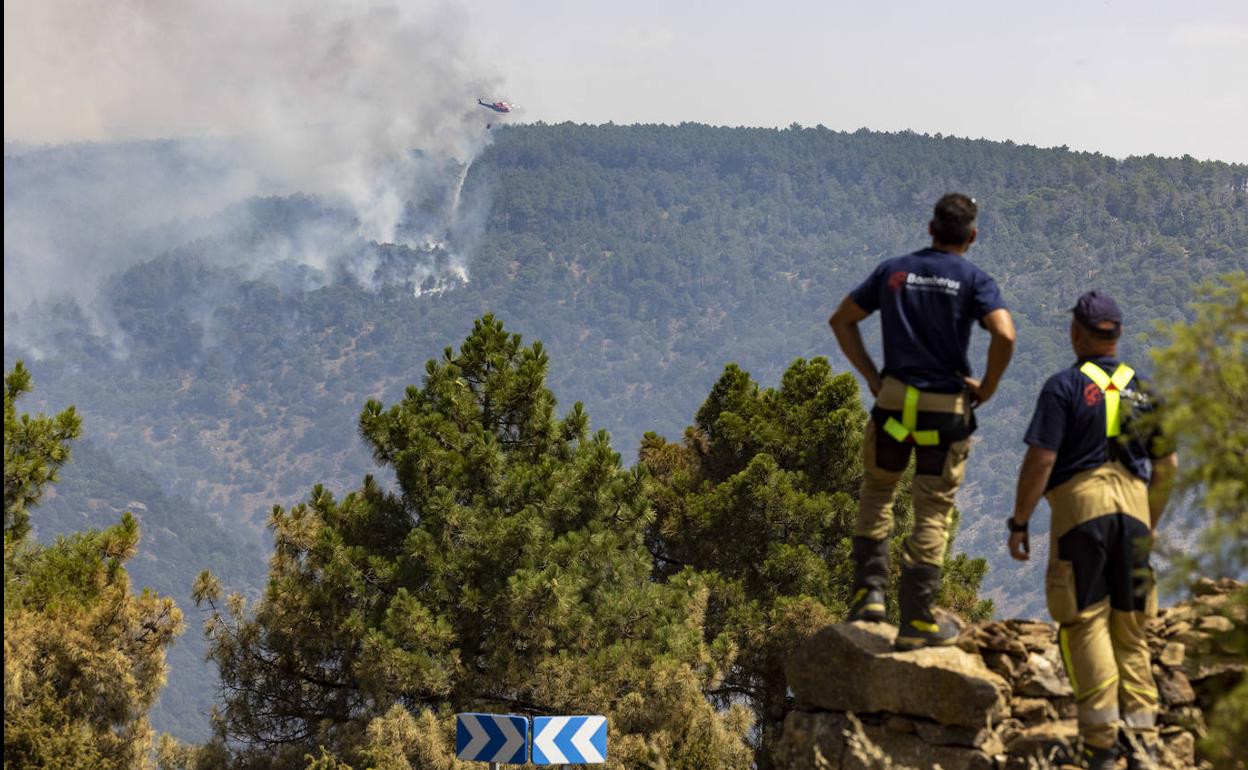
[830,193,1016,649]
[1007,292,1178,770]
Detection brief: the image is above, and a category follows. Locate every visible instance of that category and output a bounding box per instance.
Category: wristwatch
[1006,516,1029,533]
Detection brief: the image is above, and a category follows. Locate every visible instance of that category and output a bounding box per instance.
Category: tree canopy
[193,316,753,769]
[4,363,182,769]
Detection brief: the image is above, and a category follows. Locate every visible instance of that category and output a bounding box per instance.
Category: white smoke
[3,0,501,316]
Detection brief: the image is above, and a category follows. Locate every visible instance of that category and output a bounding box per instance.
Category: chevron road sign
[530,715,608,765]
[455,713,529,765]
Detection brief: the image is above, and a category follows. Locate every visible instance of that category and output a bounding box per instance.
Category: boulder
[787,621,1010,728]
[1160,726,1196,768]
[1015,651,1073,698]
[1010,696,1058,726]
[1002,720,1078,766]
[1159,641,1186,667]
[913,719,1003,752]
[774,711,998,770]
[1192,577,1239,596]
[853,724,996,770]
[1198,615,1234,634]
[1156,667,1197,706]
[773,711,848,770]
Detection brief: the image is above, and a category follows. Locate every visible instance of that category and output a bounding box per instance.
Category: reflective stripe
[910,619,940,634]
[1079,362,1136,438]
[1122,682,1159,700]
[1077,706,1121,726]
[882,386,941,446]
[1123,711,1157,729]
[882,417,911,442]
[1078,674,1120,702]
[852,588,884,615]
[1059,627,1078,694]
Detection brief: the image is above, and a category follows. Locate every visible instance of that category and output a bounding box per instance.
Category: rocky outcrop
[788,621,1010,729]
[776,578,1245,769]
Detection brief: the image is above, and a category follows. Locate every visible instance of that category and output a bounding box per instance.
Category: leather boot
[848,536,889,623]
[894,561,958,650]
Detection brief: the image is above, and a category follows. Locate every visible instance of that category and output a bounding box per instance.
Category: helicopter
[477,98,514,114]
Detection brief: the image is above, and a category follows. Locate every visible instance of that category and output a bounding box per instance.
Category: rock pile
[775,578,1244,769]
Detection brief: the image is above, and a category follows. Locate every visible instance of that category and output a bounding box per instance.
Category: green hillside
[5,123,1245,741]
[31,441,265,741]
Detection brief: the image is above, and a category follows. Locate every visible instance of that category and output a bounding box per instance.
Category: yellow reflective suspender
[882,385,941,446]
[1079,362,1136,437]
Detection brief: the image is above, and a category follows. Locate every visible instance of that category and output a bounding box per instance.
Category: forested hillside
[5,123,1245,741]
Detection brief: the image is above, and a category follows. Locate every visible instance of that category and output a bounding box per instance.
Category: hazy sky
[5,0,1245,163]
[465,0,1248,162]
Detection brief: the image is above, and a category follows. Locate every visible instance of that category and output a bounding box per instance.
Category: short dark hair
[930,193,978,245]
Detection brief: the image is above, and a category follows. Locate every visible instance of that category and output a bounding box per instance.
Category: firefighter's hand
[1008,530,1030,561]
[964,376,995,405]
[867,374,883,398]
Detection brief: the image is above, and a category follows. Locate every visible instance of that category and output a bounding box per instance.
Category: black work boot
[848,536,889,623]
[894,561,959,650]
[1080,743,1118,770]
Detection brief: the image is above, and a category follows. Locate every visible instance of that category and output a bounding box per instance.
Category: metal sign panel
[531,715,608,765]
[455,713,529,765]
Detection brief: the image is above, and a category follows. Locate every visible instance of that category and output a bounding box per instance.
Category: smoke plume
[3,0,500,316]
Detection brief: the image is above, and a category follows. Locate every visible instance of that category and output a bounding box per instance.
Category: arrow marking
[498,715,526,763]
[461,714,489,759]
[534,715,571,764]
[481,714,504,759]
[456,713,529,762]
[571,716,606,762]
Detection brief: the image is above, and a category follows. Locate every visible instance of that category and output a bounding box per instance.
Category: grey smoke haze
[4,0,500,315]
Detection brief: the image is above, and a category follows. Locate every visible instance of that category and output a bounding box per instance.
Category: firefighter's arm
[1148,452,1178,531]
[966,308,1016,405]
[1009,445,1057,561]
[829,296,882,397]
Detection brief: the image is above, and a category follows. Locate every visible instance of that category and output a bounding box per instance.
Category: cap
[1071,291,1123,330]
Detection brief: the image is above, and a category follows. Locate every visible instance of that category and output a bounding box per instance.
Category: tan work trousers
[1046,464,1159,749]
[1057,599,1159,749]
[856,378,972,567]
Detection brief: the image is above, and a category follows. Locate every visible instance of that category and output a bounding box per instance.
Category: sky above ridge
[466,0,1248,162]
[5,0,1245,163]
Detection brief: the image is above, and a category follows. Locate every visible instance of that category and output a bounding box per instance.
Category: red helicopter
[477,98,514,114]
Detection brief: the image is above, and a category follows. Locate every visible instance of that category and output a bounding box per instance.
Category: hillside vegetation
[4,124,1246,746]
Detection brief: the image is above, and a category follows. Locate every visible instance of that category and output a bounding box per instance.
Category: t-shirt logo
[1083,382,1103,406]
[904,272,962,296]
[888,271,908,292]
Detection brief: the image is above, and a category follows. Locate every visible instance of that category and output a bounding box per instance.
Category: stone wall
[775,578,1244,770]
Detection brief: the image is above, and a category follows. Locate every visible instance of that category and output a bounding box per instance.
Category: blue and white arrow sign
[531,715,608,765]
[455,713,528,765]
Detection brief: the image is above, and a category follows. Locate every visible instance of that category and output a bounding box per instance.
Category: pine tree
[641,358,990,768]
[1149,273,1247,769]
[4,362,183,769]
[196,316,752,769]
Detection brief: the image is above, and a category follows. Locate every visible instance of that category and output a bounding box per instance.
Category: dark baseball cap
[1072,291,1123,331]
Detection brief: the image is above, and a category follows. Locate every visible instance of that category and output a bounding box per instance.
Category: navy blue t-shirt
[1024,356,1167,491]
[850,248,1007,393]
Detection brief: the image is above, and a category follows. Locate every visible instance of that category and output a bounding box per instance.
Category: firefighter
[1007,291,1178,770]
[830,193,1016,649]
